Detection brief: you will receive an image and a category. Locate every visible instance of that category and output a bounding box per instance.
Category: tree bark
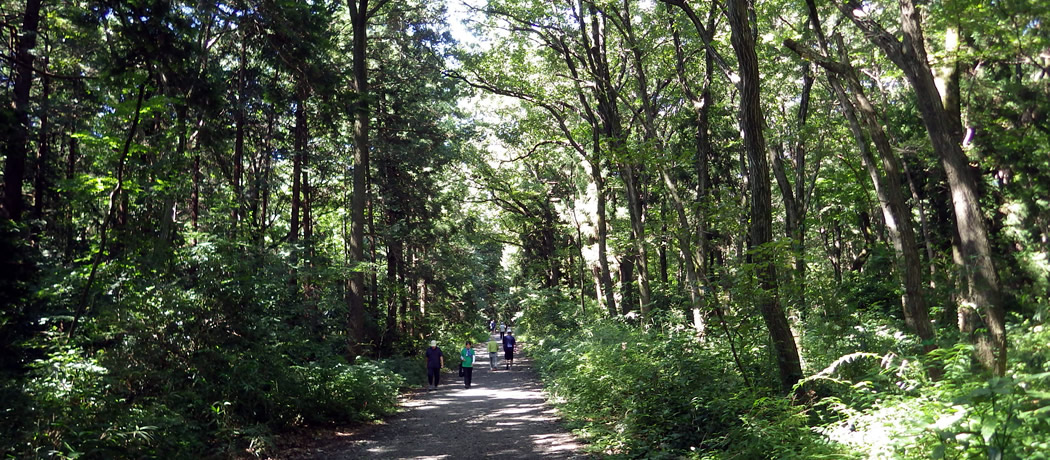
[346,0,390,358]
[233,31,247,224]
[786,0,937,351]
[726,0,803,393]
[837,0,1006,374]
[662,167,706,334]
[672,15,718,333]
[595,160,617,316]
[619,254,636,316]
[64,126,78,261]
[290,93,305,243]
[3,0,43,222]
[33,53,51,224]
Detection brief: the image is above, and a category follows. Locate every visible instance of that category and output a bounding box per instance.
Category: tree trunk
[32,53,51,225]
[3,0,43,222]
[346,0,389,358]
[619,254,636,316]
[233,32,247,224]
[290,93,306,243]
[593,145,617,317]
[621,163,652,314]
[662,167,706,334]
[726,0,803,393]
[191,151,200,239]
[616,6,655,316]
[837,0,1006,374]
[787,0,937,351]
[659,199,669,284]
[672,15,718,333]
[769,62,815,312]
[64,127,78,261]
[903,159,939,288]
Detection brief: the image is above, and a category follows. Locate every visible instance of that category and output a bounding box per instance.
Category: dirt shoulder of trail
[266,336,590,459]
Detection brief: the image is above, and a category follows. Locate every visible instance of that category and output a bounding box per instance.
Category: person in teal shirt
[460,341,475,388]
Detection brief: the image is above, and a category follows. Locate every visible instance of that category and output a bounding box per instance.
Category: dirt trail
[286,334,588,459]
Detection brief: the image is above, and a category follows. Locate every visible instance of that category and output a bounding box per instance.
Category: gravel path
[287,335,588,459]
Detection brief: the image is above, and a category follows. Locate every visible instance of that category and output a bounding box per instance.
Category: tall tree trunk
[33,53,51,224]
[618,4,656,315]
[385,235,402,345]
[580,4,622,317]
[726,0,803,393]
[260,107,275,241]
[368,180,379,318]
[769,63,816,312]
[837,0,1006,374]
[662,167,706,334]
[346,0,389,358]
[156,104,187,260]
[3,0,43,222]
[64,127,78,261]
[398,246,409,335]
[594,155,617,317]
[621,164,652,314]
[289,94,306,243]
[233,32,246,224]
[787,0,936,350]
[672,14,718,333]
[619,254,636,316]
[903,159,939,288]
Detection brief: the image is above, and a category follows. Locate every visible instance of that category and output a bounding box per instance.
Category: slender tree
[726,0,803,393]
[835,0,1006,374]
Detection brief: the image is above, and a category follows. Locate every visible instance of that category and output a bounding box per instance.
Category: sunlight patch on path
[295,336,588,459]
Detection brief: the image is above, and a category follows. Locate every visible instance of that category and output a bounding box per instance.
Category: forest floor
[272,334,589,459]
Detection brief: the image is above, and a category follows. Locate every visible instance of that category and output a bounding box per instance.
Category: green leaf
[932,444,945,459]
[981,417,998,442]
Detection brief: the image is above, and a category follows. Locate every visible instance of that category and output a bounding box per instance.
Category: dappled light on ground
[289,336,587,459]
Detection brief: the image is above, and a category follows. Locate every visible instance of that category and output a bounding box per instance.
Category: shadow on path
[290,334,588,459]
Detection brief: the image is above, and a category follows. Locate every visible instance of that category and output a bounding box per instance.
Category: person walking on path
[489,319,496,333]
[502,329,516,370]
[425,340,444,390]
[486,337,500,369]
[499,322,506,340]
[460,340,475,388]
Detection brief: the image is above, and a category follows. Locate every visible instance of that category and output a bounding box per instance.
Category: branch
[0,53,95,80]
[500,140,571,165]
[783,38,850,75]
[446,70,589,158]
[657,0,738,84]
[68,80,148,340]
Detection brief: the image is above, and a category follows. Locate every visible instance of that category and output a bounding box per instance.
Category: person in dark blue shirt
[502,330,516,370]
[425,341,444,390]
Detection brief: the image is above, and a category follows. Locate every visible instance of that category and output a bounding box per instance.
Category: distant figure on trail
[502,329,516,370]
[487,338,500,369]
[461,340,475,388]
[499,322,506,340]
[425,340,444,391]
[489,319,496,333]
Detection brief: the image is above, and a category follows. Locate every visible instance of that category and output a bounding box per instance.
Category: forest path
[287,334,588,459]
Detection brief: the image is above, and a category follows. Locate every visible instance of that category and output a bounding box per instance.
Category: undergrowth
[527,315,1050,459]
[529,319,845,459]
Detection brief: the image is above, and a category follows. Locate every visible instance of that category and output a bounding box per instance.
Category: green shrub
[816,323,1050,459]
[530,319,840,458]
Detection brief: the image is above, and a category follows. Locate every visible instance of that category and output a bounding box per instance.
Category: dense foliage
[0,0,501,457]
[2,0,1049,457]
